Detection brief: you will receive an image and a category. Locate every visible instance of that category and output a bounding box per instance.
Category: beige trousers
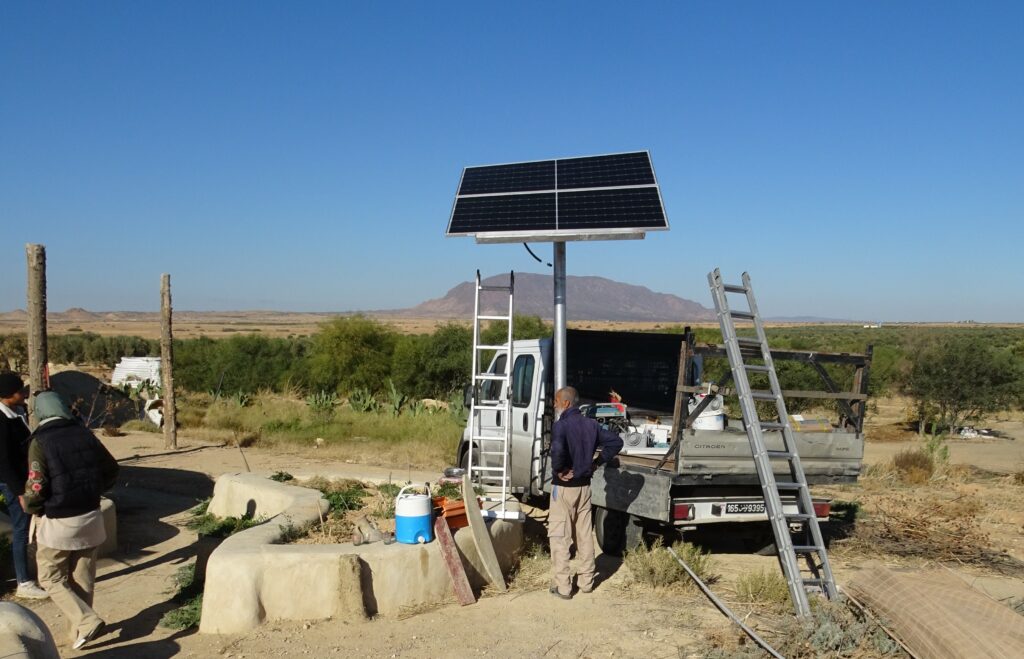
[36,545,103,641]
[548,483,595,596]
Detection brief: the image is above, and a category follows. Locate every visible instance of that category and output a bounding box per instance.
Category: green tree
[480,314,550,344]
[392,323,472,399]
[903,338,1023,435]
[306,316,397,394]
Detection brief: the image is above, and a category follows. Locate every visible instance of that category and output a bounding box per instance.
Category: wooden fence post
[26,244,48,427]
[161,274,177,449]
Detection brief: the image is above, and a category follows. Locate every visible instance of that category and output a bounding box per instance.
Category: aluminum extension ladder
[708,269,837,616]
[467,271,524,522]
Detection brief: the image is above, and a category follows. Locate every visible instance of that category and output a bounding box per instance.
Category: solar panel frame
[446,150,669,241]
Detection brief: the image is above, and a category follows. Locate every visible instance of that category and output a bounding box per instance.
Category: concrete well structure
[199,473,524,635]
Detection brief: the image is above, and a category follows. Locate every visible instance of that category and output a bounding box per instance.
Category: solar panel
[447,151,668,242]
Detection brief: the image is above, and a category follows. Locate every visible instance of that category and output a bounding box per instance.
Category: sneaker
[549,586,572,600]
[15,581,49,600]
[72,622,104,650]
[579,586,594,594]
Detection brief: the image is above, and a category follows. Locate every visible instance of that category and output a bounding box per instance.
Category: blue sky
[2,2,1021,321]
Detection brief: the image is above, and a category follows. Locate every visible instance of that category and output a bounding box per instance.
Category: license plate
[726,502,766,515]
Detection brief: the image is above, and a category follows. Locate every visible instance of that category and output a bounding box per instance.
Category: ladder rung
[802,578,825,586]
[730,310,756,320]
[471,436,507,442]
[478,285,512,292]
[744,364,770,373]
[736,336,762,347]
[775,482,803,490]
[749,390,777,401]
[479,451,507,456]
[767,450,795,460]
[792,545,824,554]
[786,513,814,521]
[477,315,510,321]
[475,344,507,351]
[471,466,505,472]
[475,373,509,381]
[760,422,785,431]
[472,404,505,411]
[723,284,747,294]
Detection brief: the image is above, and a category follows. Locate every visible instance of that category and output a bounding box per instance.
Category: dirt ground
[6,418,1024,658]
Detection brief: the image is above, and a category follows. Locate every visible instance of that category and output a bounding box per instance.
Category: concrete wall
[199,473,523,635]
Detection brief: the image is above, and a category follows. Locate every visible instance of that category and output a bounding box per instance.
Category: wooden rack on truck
[642,326,872,474]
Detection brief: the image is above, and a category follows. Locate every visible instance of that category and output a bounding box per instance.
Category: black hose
[523,243,552,267]
[667,546,784,659]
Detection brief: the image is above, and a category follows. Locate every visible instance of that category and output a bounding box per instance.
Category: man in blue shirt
[548,386,623,599]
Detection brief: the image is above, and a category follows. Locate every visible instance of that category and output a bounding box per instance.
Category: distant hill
[401,273,715,322]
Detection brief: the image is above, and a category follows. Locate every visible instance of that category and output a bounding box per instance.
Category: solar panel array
[447,151,667,238]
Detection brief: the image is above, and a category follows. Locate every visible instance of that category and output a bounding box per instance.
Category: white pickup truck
[459,328,872,554]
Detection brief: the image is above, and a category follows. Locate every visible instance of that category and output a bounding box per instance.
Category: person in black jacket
[21,391,119,650]
[548,386,623,599]
[0,372,48,599]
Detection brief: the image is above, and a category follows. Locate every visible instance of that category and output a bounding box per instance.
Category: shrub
[159,564,203,630]
[625,538,715,589]
[734,568,789,609]
[121,419,160,433]
[892,448,934,483]
[306,316,397,394]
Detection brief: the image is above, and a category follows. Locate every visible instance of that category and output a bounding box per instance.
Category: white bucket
[395,484,433,544]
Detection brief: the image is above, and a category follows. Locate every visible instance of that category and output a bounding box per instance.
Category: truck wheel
[594,506,643,557]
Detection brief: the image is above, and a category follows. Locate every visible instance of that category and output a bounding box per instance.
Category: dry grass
[508,540,552,593]
[191,391,462,469]
[892,448,934,483]
[835,491,1024,573]
[700,601,906,658]
[733,568,790,611]
[624,539,716,590]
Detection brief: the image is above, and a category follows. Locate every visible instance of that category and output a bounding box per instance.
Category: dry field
[5,406,1022,658]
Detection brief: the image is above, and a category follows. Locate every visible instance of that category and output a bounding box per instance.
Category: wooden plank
[678,385,866,401]
[462,474,507,592]
[809,360,858,427]
[433,516,476,606]
[693,344,869,365]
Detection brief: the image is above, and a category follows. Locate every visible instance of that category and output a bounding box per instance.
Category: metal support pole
[553,241,567,393]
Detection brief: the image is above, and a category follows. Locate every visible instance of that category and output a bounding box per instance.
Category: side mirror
[463,384,473,410]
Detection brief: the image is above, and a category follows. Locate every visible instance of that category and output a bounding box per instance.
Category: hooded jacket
[21,393,119,519]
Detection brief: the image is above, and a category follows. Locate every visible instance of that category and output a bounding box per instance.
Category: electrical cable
[667,546,784,659]
[523,243,552,267]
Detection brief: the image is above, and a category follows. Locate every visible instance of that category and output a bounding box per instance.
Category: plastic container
[689,393,726,431]
[395,484,433,544]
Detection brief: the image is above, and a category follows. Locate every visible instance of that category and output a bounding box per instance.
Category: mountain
[403,273,715,322]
